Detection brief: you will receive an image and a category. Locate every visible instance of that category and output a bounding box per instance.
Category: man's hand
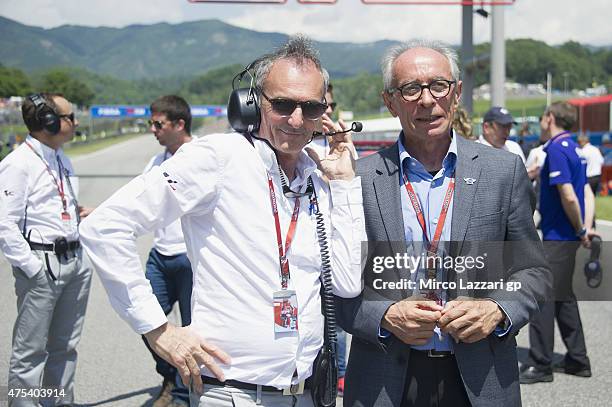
[144,323,231,393]
[305,115,355,182]
[527,165,540,181]
[380,298,443,345]
[78,205,94,219]
[438,298,505,343]
[580,229,599,249]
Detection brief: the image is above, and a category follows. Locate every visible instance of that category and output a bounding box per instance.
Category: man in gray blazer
[336,39,551,407]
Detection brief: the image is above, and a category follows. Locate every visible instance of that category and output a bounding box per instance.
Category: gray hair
[381,39,460,93]
[252,34,329,96]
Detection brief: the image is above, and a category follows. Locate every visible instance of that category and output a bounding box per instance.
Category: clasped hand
[382,297,504,345]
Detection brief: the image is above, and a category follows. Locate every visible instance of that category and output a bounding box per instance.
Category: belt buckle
[283,380,305,396]
[427,349,451,358]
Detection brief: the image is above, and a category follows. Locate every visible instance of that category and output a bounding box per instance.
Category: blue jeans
[142,248,193,402]
[336,326,347,378]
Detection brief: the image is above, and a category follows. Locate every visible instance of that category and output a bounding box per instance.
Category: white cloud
[0,0,185,28]
[0,0,610,46]
[226,4,464,44]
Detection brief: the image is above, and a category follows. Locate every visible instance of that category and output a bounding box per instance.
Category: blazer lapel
[451,136,482,254]
[371,144,413,298]
[372,143,405,243]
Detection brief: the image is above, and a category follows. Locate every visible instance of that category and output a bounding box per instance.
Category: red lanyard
[267,171,301,290]
[402,171,455,256]
[25,141,68,213]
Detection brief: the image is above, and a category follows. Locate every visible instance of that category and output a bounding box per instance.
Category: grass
[64,133,143,157]
[473,96,569,119]
[596,196,612,222]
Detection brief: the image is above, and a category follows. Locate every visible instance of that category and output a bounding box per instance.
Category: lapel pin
[463,177,476,185]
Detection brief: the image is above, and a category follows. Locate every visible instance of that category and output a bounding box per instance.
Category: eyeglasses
[59,113,75,123]
[148,119,172,130]
[260,90,328,121]
[328,102,337,112]
[393,79,456,102]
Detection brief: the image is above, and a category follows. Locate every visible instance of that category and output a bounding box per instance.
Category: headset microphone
[311,121,363,139]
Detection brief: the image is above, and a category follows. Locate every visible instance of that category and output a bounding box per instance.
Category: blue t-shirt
[539,132,587,241]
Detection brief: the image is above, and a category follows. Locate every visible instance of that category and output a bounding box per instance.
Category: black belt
[29,241,80,252]
[413,349,455,358]
[202,376,282,393]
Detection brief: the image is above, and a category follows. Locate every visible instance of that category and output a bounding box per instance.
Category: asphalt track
[1,134,611,406]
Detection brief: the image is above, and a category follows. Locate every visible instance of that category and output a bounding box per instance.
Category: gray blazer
[336,136,551,407]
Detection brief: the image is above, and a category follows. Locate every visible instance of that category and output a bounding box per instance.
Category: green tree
[41,68,95,107]
[334,72,385,115]
[0,65,32,97]
[183,64,242,105]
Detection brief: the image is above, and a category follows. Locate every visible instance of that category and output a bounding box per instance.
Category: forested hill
[1,15,610,109]
[0,16,395,80]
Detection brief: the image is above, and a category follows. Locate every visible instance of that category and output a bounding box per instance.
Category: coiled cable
[309,177,338,407]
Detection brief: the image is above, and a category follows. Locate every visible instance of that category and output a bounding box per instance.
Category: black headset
[227,60,261,134]
[28,93,61,135]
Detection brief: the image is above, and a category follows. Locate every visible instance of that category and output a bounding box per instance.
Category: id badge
[61,211,71,231]
[273,290,299,333]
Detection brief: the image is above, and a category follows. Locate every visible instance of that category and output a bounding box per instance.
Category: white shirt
[80,132,365,388]
[580,142,604,177]
[143,149,187,256]
[477,135,527,164]
[0,135,80,278]
[526,145,547,171]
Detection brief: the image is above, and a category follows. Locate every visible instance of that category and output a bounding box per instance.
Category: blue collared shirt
[398,133,457,352]
[379,132,511,346]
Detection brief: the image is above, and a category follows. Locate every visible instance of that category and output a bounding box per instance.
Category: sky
[0,0,610,47]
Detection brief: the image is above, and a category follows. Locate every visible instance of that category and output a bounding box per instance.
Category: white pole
[546,72,552,107]
[461,4,474,114]
[490,4,505,107]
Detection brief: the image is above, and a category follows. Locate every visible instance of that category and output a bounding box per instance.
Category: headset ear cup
[227,88,260,133]
[40,109,61,135]
[31,94,61,135]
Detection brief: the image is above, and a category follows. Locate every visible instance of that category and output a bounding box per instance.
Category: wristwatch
[576,227,587,238]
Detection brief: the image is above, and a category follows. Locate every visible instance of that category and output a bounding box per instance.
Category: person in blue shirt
[520,101,596,384]
[336,39,551,407]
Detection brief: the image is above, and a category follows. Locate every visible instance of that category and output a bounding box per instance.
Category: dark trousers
[401,351,471,407]
[587,175,600,195]
[527,241,590,369]
[142,248,193,402]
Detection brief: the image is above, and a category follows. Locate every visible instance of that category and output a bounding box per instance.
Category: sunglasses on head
[260,90,327,120]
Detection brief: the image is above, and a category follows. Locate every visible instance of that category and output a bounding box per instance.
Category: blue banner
[90,105,226,118]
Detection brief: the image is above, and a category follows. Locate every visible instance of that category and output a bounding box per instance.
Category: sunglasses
[260,90,327,121]
[59,113,75,123]
[148,119,172,130]
[328,102,337,112]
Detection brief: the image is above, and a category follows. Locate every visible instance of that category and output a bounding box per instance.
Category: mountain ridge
[0,16,397,80]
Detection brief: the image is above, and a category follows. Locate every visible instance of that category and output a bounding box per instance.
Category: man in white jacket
[80,35,365,407]
[0,93,92,407]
